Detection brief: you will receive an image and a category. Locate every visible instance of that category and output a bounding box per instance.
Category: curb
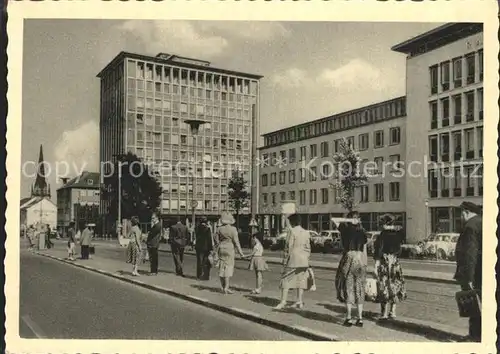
[34,251,464,342]
[34,252,337,341]
[156,249,456,285]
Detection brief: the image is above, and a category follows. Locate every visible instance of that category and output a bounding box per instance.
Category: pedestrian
[27,225,35,252]
[246,228,268,294]
[373,214,406,320]
[454,201,482,342]
[146,213,162,276]
[333,211,368,327]
[67,221,76,261]
[274,213,311,310]
[214,212,246,294]
[195,217,213,280]
[126,216,142,276]
[45,224,54,249]
[79,223,93,260]
[169,217,189,276]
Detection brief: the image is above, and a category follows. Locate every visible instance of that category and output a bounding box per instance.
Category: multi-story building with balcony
[258,97,407,236]
[97,52,261,228]
[392,22,483,242]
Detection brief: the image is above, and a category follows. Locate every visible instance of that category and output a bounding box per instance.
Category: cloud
[53,121,99,177]
[200,21,290,41]
[318,59,385,90]
[272,59,387,92]
[271,68,309,88]
[117,20,229,59]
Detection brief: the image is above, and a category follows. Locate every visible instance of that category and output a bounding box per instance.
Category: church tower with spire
[31,144,51,198]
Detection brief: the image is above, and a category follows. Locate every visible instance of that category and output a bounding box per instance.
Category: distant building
[20,144,55,229]
[97,51,262,228]
[56,171,100,233]
[392,22,483,242]
[258,97,407,235]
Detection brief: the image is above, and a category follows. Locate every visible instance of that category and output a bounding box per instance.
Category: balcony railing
[431,120,438,129]
[454,114,462,125]
[454,152,462,161]
[441,82,450,91]
[441,189,450,197]
[430,190,438,198]
[453,188,462,197]
[466,150,475,159]
[466,113,474,122]
[479,110,483,120]
[441,153,450,162]
[442,118,450,127]
[454,78,462,88]
[431,86,438,95]
[466,187,475,196]
[430,154,438,162]
[466,75,475,85]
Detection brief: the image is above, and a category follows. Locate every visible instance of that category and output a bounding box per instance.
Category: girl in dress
[246,230,269,294]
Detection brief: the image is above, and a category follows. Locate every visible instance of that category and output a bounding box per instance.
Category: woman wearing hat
[373,213,406,320]
[214,212,246,294]
[126,216,142,276]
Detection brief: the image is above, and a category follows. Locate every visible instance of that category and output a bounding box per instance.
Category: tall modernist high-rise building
[392,22,483,242]
[97,52,262,226]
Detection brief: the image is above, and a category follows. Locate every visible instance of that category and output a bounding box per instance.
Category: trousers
[148,247,159,274]
[171,244,185,275]
[81,245,90,259]
[196,250,211,280]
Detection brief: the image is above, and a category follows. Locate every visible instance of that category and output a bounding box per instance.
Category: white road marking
[21,315,47,339]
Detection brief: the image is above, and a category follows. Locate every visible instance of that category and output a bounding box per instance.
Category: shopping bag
[142,248,150,263]
[365,277,378,302]
[455,289,481,318]
[208,250,219,267]
[307,268,316,291]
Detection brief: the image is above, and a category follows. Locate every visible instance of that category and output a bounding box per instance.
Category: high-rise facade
[97,52,262,225]
[258,97,407,235]
[392,23,483,242]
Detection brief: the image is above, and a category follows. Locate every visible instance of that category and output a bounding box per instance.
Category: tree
[330,137,368,213]
[102,152,162,225]
[228,170,250,229]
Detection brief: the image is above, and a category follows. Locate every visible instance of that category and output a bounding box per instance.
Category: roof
[20,196,56,210]
[57,171,100,191]
[97,51,263,80]
[391,22,483,56]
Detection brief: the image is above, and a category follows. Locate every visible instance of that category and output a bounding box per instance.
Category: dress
[126,225,142,266]
[374,228,406,303]
[334,224,367,305]
[248,240,268,272]
[280,226,311,290]
[215,224,242,278]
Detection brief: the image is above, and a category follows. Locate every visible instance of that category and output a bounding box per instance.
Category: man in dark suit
[170,217,189,276]
[195,217,213,280]
[454,201,482,342]
[146,213,162,275]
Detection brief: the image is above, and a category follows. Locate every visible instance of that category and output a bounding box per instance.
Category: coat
[454,215,482,288]
[80,228,93,246]
[195,224,213,252]
[283,225,311,268]
[170,222,189,248]
[146,222,162,248]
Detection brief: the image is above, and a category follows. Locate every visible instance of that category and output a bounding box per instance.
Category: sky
[21,19,442,200]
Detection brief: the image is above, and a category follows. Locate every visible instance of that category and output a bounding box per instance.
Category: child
[247,231,268,294]
[67,222,76,261]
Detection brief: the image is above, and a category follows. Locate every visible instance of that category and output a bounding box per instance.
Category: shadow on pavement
[157,269,199,280]
[245,295,281,308]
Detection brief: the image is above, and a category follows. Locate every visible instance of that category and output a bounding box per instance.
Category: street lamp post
[185,119,206,235]
[112,154,124,238]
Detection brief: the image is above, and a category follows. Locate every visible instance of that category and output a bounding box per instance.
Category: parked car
[321,230,342,254]
[365,231,381,255]
[270,231,288,251]
[423,233,459,260]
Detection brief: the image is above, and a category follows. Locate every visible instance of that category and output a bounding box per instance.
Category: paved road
[19,251,303,340]
[49,241,464,330]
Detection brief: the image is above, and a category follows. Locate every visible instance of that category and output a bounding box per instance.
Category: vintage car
[423,233,460,260]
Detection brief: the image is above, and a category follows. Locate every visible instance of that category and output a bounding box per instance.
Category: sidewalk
[34,247,466,342]
[87,239,455,284]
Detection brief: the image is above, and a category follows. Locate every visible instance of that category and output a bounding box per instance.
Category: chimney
[60,177,70,185]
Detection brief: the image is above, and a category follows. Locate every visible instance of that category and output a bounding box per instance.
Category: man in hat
[169,216,189,276]
[195,217,213,280]
[454,201,482,341]
[146,213,162,275]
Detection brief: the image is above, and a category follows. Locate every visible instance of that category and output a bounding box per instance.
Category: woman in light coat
[214,212,246,294]
[274,213,311,310]
[126,216,142,276]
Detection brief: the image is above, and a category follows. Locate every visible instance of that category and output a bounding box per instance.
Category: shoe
[224,289,234,294]
[292,302,304,309]
[251,289,261,294]
[355,319,364,327]
[273,303,287,310]
[378,316,389,321]
[343,319,353,327]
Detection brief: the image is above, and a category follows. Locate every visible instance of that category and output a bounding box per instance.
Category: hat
[131,216,140,224]
[460,201,482,215]
[200,216,208,224]
[379,213,396,226]
[219,212,235,225]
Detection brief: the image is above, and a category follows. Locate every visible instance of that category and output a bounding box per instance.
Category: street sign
[191,200,198,208]
[249,218,258,227]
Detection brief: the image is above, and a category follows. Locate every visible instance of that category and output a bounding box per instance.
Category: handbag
[365,277,378,302]
[307,268,316,291]
[455,288,481,318]
[89,246,95,255]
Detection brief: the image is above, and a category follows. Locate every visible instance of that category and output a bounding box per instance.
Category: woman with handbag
[125,216,142,276]
[213,212,246,294]
[373,214,406,320]
[333,211,368,327]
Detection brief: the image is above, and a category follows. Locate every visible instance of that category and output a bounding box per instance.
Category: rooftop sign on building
[156,53,211,67]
